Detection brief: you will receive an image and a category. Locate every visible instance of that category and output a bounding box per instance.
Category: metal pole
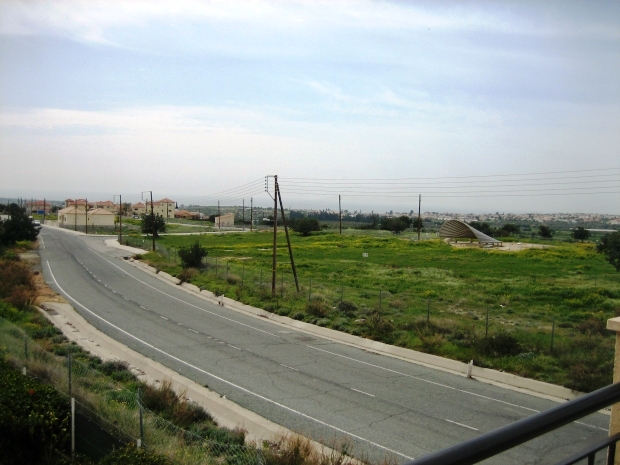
[119,195,122,244]
[242,262,245,287]
[243,199,245,231]
[71,397,75,459]
[485,308,489,338]
[251,197,253,232]
[218,200,220,231]
[418,194,422,242]
[68,354,72,398]
[339,194,342,235]
[281,270,284,297]
[150,192,155,251]
[138,388,144,447]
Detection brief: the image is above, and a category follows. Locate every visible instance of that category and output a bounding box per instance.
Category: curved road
[39,226,609,464]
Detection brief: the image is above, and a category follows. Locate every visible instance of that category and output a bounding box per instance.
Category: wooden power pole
[339,195,342,235]
[417,194,421,242]
[271,175,278,296]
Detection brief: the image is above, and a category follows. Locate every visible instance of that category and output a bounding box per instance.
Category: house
[145,198,175,220]
[175,209,200,220]
[27,200,52,214]
[214,212,235,228]
[91,200,117,212]
[58,207,115,228]
[65,198,88,209]
[132,202,146,216]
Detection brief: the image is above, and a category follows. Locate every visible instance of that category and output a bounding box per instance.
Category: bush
[0,203,40,247]
[177,267,198,283]
[0,358,70,464]
[289,218,321,236]
[337,300,357,315]
[306,300,329,317]
[476,332,522,357]
[0,258,36,309]
[99,444,173,465]
[178,241,208,268]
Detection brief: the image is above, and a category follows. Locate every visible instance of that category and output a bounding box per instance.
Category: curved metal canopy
[439,220,501,244]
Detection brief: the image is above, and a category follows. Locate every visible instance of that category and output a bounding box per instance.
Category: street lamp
[141,191,155,252]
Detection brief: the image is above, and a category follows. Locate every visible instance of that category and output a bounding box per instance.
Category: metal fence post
[485,308,489,338]
[308,279,312,301]
[242,263,245,287]
[550,316,556,353]
[137,388,144,447]
[71,397,75,459]
[68,354,72,398]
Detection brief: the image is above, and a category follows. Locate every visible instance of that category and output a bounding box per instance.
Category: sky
[0,0,619,214]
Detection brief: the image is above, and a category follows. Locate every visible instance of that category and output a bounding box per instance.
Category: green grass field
[136,230,620,392]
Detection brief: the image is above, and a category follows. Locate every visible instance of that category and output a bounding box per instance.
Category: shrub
[476,332,522,357]
[306,300,329,317]
[178,240,208,269]
[226,273,241,285]
[177,267,198,283]
[99,444,173,465]
[0,358,70,464]
[337,300,357,315]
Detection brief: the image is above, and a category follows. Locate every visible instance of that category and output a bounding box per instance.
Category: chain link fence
[0,317,264,465]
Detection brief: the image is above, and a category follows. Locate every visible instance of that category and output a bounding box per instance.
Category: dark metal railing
[403,382,620,465]
[557,433,620,465]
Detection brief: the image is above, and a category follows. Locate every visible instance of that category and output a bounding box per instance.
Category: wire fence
[0,317,264,465]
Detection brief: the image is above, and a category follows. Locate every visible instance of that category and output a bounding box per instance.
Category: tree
[178,240,208,268]
[502,224,521,237]
[380,215,411,234]
[290,217,321,236]
[469,221,493,235]
[412,217,424,231]
[141,213,166,238]
[0,203,40,246]
[572,227,591,242]
[597,231,620,272]
[538,225,553,239]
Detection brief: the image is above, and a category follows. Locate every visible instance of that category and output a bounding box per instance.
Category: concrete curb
[36,302,304,445]
[122,255,583,403]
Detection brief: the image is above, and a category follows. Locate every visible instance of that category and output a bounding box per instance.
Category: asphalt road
[39,227,610,464]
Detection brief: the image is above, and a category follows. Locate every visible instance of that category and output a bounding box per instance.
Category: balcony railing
[403,382,620,465]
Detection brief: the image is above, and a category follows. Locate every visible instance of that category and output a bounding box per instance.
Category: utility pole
[74,199,77,231]
[417,194,422,242]
[250,198,253,232]
[150,192,155,251]
[218,200,221,231]
[114,195,122,244]
[271,175,278,296]
[242,199,245,231]
[141,191,155,251]
[276,182,300,292]
[85,198,88,235]
[339,195,342,235]
[43,198,46,224]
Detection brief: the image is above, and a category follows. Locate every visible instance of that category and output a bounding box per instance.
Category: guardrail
[402,382,620,465]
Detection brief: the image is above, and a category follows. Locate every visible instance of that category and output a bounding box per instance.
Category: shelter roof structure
[439,220,502,247]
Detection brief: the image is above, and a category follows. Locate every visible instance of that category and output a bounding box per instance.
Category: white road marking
[40,237,45,249]
[139,306,146,309]
[446,419,479,431]
[189,329,199,334]
[351,388,375,397]
[281,364,298,371]
[45,260,412,461]
[160,316,169,320]
[93,252,280,338]
[228,344,242,351]
[306,346,607,431]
